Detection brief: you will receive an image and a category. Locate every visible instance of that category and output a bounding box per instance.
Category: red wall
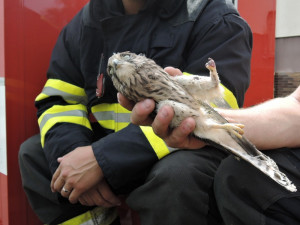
[0,0,8,223]
[0,0,4,78]
[1,1,88,224]
[239,0,276,106]
[0,0,276,224]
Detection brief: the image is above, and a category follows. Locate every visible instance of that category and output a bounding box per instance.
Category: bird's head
[107,52,141,89]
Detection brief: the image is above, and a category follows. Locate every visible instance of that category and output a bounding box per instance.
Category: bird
[107,51,297,192]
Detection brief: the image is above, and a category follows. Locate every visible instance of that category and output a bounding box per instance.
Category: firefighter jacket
[35,0,253,193]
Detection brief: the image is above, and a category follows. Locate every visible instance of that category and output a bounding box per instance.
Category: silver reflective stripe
[39,110,88,131]
[213,98,231,109]
[167,146,180,153]
[41,86,88,105]
[93,111,131,123]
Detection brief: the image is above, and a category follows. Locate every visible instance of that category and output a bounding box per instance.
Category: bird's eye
[123,55,131,61]
[107,65,114,75]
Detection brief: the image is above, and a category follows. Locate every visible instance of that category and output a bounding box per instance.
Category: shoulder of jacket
[171,0,239,26]
[82,2,102,29]
[169,0,209,25]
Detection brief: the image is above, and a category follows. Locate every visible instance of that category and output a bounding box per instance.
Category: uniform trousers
[19,135,300,225]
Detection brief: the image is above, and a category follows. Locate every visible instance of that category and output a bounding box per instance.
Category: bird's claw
[205,58,216,71]
[224,123,245,139]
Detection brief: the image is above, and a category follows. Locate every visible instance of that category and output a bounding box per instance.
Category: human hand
[78,180,121,207]
[51,146,104,204]
[118,67,205,149]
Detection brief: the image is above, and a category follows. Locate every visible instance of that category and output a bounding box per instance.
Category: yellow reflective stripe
[38,104,91,147]
[92,103,131,113]
[60,210,93,225]
[220,83,239,109]
[140,126,170,159]
[35,79,87,104]
[35,93,48,102]
[99,120,129,131]
[42,79,86,96]
[91,103,131,131]
[60,207,117,225]
[183,72,239,109]
[92,104,171,159]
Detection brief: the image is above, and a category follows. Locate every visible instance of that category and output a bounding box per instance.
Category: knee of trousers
[214,156,251,199]
[18,134,52,189]
[128,148,225,203]
[127,148,226,225]
[213,156,275,225]
[19,134,42,166]
[214,155,270,196]
[150,149,222,191]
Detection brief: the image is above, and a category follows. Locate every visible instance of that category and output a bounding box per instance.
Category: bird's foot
[205,58,216,71]
[214,123,245,139]
[205,58,219,85]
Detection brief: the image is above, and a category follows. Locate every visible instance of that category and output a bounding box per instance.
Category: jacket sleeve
[92,11,253,192]
[92,123,160,194]
[35,9,94,174]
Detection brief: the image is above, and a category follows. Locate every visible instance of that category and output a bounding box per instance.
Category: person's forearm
[219,88,300,150]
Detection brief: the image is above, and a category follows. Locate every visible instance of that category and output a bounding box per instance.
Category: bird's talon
[205,58,216,71]
[224,123,244,138]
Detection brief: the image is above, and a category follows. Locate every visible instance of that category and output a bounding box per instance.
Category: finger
[152,105,174,138]
[53,175,66,193]
[79,192,98,207]
[79,196,88,206]
[79,188,114,207]
[131,99,155,125]
[92,190,115,207]
[97,181,121,206]
[117,93,135,110]
[164,67,183,76]
[167,118,206,149]
[60,185,73,198]
[165,117,195,147]
[175,117,196,136]
[51,166,62,192]
[68,188,81,204]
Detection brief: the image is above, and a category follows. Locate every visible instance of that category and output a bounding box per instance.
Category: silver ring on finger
[62,187,70,193]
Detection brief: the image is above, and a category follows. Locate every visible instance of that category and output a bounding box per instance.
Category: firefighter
[18,0,252,224]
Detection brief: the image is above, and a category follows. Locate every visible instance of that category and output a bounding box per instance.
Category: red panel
[0,174,8,225]
[0,0,4,78]
[3,0,88,224]
[239,0,276,106]
[0,0,7,224]
[1,1,276,224]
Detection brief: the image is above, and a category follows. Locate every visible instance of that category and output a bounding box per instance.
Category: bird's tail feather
[193,134,297,192]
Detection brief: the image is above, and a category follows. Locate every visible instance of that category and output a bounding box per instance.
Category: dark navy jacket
[35,0,252,193]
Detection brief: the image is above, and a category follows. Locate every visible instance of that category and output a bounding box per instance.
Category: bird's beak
[113,59,119,68]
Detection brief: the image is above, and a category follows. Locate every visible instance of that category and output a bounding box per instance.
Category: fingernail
[183,121,193,132]
[142,99,152,109]
[161,108,169,118]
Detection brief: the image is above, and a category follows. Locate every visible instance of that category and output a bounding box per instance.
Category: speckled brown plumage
[107,51,296,192]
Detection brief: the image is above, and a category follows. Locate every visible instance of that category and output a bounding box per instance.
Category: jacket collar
[90,0,186,21]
